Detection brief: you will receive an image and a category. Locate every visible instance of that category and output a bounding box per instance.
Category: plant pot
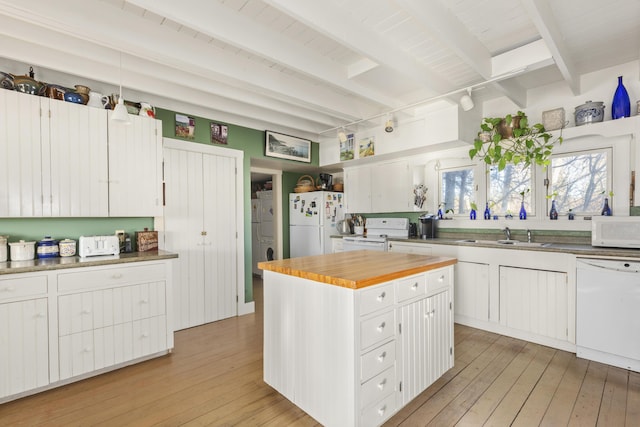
[496,116,522,139]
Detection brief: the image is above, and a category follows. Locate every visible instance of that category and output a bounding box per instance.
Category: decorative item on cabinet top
[294,175,315,193]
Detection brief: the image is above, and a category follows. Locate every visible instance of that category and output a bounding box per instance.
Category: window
[488,163,532,215]
[440,166,474,214]
[549,148,611,214]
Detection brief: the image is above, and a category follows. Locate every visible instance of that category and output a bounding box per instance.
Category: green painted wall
[154,108,319,303]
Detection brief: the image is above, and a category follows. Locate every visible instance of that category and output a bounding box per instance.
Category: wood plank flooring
[1,277,639,426]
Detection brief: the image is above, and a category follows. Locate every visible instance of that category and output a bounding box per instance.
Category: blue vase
[549,200,558,220]
[483,203,490,220]
[612,76,630,119]
[601,197,612,216]
[437,208,443,219]
[470,209,476,220]
[519,202,527,220]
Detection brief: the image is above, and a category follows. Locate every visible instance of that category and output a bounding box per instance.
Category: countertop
[0,250,178,275]
[258,249,456,289]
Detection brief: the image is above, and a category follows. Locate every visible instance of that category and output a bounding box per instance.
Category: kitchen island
[258,250,457,427]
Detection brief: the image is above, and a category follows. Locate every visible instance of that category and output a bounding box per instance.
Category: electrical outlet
[115,229,125,236]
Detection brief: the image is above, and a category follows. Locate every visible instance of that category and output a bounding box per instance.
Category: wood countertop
[258,250,457,289]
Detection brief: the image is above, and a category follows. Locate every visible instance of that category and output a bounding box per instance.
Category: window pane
[488,164,532,215]
[440,168,474,214]
[550,150,609,214]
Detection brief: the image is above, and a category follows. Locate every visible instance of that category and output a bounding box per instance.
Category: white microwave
[592,216,640,248]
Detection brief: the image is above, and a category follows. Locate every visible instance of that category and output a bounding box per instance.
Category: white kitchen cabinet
[0,274,49,400]
[108,113,163,217]
[454,261,490,323]
[499,266,568,342]
[56,262,170,381]
[344,160,411,213]
[163,140,243,330]
[388,241,432,255]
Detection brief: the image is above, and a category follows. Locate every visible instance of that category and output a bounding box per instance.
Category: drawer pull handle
[376,322,386,332]
[140,299,149,304]
[377,379,387,390]
[439,275,445,282]
[141,332,149,338]
[81,309,92,315]
[82,347,92,353]
[1,286,16,292]
[35,312,46,318]
[111,273,123,279]
[425,309,436,318]
[377,351,387,362]
[377,405,387,416]
[412,282,418,290]
[376,291,386,302]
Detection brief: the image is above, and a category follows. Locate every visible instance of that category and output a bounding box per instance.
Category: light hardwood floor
[1,277,639,426]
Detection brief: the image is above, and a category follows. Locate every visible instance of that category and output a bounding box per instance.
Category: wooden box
[136,229,158,252]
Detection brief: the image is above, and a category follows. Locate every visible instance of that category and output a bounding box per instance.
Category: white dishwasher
[577,258,640,372]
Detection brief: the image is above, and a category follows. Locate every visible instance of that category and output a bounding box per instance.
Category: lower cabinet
[0,275,49,400]
[0,259,173,403]
[263,265,454,427]
[454,261,490,323]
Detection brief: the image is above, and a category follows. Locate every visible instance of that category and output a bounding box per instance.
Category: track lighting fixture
[337,128,347,143]
[459,87,474,112]
[384,115,394,133]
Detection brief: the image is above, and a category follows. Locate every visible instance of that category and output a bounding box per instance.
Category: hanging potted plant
[469,111,563,171]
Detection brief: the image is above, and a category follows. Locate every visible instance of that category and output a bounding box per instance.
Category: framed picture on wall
[265,130,311,163]
[210,122,228,144]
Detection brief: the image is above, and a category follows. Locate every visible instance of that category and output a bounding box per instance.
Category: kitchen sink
[456,239,550,247]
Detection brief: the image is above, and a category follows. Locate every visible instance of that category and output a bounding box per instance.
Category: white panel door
[45,98,109,217]
[164,148,205,330]
[0,298,49,398]
[0,90,44,217]
[344,166,371,213]
[454,261,490,322]
[108,114,163,217]
[499,266,568,341]
[371,160,410,212]
[202,152,237,323]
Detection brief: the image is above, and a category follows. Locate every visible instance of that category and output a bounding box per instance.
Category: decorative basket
[294,175,315,193]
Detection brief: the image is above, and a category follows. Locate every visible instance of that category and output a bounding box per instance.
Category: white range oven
[342,218,409,252]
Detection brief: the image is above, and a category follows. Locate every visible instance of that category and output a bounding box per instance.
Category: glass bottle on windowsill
[549,200,559,220]
[601,197,612,216]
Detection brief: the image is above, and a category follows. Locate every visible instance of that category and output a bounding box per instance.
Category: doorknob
[201,231,207,236]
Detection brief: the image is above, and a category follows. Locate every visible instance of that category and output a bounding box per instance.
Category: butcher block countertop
[258,250,457,289]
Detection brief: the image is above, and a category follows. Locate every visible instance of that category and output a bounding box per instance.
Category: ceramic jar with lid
[36,236,59,258]
[9,240,35,261]
[59,239,77,257]
[575,101,605,126]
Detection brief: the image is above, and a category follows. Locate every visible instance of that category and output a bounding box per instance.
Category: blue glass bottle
[469,209,476,220]
[612,76,630,119]
[437,207,443,219]
[601,197,612,216]
[484,202,490,220]
[519,202,527,220]
[549,200,558,220]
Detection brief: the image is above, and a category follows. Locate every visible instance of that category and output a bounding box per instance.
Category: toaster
[79,235,120,257]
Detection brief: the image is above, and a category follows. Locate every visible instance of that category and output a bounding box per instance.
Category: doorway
[250,168,283,281]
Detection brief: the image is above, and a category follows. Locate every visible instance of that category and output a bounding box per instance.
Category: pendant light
[111,52,131,124]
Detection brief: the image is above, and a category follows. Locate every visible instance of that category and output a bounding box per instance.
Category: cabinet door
[454,261,490,323]
[0,90,44,217]
[344,167,371,212]
[45,98,109,216]
[0,298,49,398]
[499,266,568,341]
[399,289,452,405]
[371,160,411,212]
[108,114,163,216]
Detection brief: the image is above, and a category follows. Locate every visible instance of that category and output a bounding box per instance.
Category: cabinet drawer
[361,391,397,427]
[58,263,166,292]
[361,340,395,382]
[396,273,426,302]
[359,283,394,316]
[360,310,395,350]
[0,276,47,302]
[360,366,396,408]
[427,267,451,294]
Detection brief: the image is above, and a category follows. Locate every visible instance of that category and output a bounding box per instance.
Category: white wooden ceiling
[0,0,638,141]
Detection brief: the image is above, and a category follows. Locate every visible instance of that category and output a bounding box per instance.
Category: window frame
[438,163,476,216]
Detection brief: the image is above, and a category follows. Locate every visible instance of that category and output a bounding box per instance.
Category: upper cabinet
[0,90,161,218]
[107,113,163,217]
[344,160,411,213]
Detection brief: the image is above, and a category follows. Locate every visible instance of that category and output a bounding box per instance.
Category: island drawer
[359,282,394,316]
[361,340,395,382]
[427,267,451,294]
[0,275,47,302]
[360,310,395,350]
[396,273,426,302]
[360,366,396,408]
[360,390,397,427]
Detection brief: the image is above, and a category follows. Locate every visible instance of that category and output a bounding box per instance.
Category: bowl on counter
[9,240,35,261]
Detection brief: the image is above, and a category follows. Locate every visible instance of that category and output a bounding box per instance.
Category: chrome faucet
[527,229,532,243]
[503,227,511,240]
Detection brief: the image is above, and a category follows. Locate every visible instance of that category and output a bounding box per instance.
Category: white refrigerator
[290,191,345,257]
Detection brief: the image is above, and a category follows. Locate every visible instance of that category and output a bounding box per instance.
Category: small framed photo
[210,122,228,144]
[265,131,311,163]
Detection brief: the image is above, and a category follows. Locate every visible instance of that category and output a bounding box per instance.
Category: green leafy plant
[469,112,563,171]
[470,201,478,211]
